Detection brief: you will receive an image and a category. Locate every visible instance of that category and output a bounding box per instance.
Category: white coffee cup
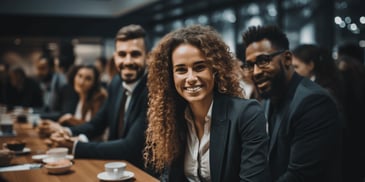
[104,162,126,179]
[46,147,68,160]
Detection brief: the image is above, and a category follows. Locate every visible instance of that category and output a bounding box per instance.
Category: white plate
[14,147,31,155]
[97,170,134,181]
[32,154,47,162]
[41,155,74,163]
[32,154,73,162]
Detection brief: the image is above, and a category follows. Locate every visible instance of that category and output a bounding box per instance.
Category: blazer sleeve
[73,101,147,168]
[239,100,270,181]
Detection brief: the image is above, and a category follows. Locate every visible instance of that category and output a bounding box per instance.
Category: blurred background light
[344,16,352,24]
[267,3,277,17]
[360,16,365,24]
[334,16,342,24]
[359,40,365,48]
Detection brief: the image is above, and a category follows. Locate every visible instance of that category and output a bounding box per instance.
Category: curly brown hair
[144,24,244,172]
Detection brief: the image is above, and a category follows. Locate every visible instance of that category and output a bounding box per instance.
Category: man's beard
[259,64,287,100]
[120,64,145,84]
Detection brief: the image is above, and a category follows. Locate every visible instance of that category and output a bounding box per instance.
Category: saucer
[42,155,74,163]
[32,154,74,162]
[97,170,134,181]
[14,147,31,155]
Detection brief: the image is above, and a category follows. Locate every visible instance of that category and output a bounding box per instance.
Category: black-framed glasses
[242,50,285,71]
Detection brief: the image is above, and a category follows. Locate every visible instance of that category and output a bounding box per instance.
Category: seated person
[2,67,43,110]
[53,64,107,127]
[37,24,149,170]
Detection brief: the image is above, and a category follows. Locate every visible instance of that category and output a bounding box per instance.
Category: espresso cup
[104,162,126,179]
[46,147,68,160]
[0,114,13,135]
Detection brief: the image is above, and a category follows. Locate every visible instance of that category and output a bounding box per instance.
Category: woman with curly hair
[144,25,269,182]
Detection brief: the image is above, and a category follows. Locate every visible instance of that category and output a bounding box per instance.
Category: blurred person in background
[336,53,365,182]
[105,56,118,85]
[57,42,76,75]
[94,56,109,88]
[35,53,67,113]
[54,64,107,127]
[40,64,108,142]
[2,66,43,109]
[0,61,9,105]
[292,44,345,112]
[337,42,364,65]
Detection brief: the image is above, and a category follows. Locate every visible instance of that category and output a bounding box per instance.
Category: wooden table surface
[0,121,159,182]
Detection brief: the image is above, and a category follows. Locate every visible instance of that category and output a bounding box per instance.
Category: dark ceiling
[0,0,251,38]
[0,0,363,46]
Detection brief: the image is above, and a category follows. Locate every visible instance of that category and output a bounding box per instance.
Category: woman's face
[74,67,95,95]
[172,44,214,105]
[292,56,314,78]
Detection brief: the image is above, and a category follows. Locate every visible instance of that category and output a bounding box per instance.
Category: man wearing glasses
[242,25,343,182]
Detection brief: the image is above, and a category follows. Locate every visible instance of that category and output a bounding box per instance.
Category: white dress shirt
[184,101,213,182]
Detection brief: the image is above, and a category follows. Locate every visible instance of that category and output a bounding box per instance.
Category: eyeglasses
[242,50,285,71]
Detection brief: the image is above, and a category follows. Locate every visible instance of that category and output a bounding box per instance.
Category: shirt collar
[184,100,214,127]
[122,78,141,95]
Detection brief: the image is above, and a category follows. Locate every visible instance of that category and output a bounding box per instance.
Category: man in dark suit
[241,25,343,182]
[39,24,149,169]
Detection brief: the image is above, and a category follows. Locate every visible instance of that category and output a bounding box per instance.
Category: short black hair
[242,25,289,50]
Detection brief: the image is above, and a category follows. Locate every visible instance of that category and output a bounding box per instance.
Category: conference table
[0,120,159,182]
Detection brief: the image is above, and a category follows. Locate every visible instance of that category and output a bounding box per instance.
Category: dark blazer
[163,92,270,182]
[265,73,343,182]
[70,74,148,168]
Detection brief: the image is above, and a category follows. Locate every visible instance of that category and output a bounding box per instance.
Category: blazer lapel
[210,93,230,182]
[268,101,290,159]
[121,74,147,135]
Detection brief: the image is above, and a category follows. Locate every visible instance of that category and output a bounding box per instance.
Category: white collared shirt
[122,79,140,112]
[184,101,213,182]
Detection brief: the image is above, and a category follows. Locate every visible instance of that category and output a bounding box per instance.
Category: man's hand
[0,149,14,165]
[49,130,77,152]
[37,120,64,138]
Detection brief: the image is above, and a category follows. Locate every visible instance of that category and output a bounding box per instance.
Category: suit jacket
[70,74,148,168]
[163,92,270,182]
[265,73,343,182]
[3,77,43,109]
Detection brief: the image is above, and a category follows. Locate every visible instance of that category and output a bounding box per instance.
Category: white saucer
[32,154,74,161]
[97,171,134,181]
[32,154,47,162]
[14,147,31,155]
[41,155,74,163]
